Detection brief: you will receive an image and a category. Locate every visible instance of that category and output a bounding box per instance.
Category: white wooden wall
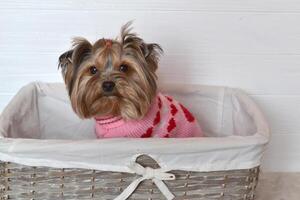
[0,0,299,172]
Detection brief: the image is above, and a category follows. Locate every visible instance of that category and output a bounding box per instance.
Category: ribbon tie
[114,162,176,200]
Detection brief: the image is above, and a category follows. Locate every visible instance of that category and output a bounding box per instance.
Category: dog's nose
[102,81,115,92]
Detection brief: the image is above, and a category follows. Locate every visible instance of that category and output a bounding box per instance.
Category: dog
[58,22,203,138]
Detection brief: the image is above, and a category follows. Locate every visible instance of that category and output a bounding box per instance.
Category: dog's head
[58,22,163,120]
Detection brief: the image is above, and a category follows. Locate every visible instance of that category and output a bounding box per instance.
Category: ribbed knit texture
[95,93,203,138]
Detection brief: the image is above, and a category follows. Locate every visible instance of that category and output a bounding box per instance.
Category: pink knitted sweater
[94,93,203,138]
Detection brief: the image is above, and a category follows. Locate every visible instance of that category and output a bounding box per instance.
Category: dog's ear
[58,49,73,88]
[58,38,92,95]
[141,43,163,71]
[120,21,163,72]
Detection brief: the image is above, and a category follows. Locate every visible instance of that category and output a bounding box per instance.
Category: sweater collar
[94,95,159,129]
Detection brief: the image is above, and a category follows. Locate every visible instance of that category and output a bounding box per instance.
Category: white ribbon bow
[114,162,176,200]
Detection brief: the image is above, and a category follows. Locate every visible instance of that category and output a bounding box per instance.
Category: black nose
[102,81,115,92]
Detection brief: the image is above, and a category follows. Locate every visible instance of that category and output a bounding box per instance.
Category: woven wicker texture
[0,155,259,200]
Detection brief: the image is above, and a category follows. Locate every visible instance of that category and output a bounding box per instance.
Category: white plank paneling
[0,53,60,75]
[0,11,300,55]
[262,134,300,172]
[252,95,300,135]
[0,74,62,94]
[1,0,300,12]
[159,55,300,95]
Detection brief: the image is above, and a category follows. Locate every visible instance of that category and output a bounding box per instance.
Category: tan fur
[58,22,163,120]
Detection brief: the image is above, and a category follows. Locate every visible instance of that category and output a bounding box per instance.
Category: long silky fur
[58,22,163,120]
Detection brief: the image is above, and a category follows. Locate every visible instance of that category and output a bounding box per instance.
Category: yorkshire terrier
[58,22,203,138]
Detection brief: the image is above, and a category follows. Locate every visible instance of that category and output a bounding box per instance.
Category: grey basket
[0,82,268,200]
[0,155,259,200]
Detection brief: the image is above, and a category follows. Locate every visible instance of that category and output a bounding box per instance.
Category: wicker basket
[0,82,269,200]
[0,155,259,200]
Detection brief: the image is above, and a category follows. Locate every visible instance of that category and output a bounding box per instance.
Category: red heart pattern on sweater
[170,104,178,116]
[153,111,160,126]
[167,118,176,132]
[158,97,162,109]
[166,96,173,102]
[180,104,195,122]
[141,127,153,138]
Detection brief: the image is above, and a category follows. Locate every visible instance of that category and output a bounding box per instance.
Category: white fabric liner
[0,82,270,173]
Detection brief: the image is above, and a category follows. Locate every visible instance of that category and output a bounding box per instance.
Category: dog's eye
[89,66,98,75]
[119,64,128,72]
